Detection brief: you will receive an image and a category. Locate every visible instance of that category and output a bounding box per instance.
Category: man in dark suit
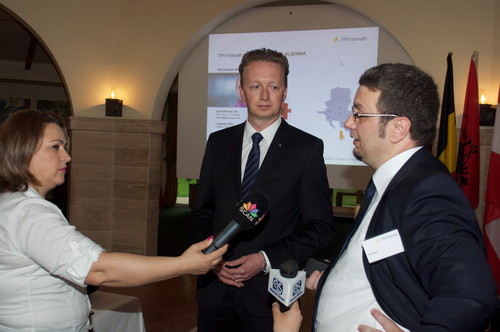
[274,63,498,331]
[191,48,335,331]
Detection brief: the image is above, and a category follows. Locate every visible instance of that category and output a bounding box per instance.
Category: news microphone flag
[456,51,480,209]
[268,260,305,312]
[203,191,269,254]
[483,84,500,294]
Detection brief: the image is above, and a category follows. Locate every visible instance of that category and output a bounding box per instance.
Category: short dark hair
[239,48,289,87]
[0,109,67,193]
[359,63,440,146]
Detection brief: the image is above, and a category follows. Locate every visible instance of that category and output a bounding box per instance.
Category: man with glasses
[273,63,498,332]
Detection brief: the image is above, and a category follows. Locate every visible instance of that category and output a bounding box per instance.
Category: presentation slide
[207,27,379,166]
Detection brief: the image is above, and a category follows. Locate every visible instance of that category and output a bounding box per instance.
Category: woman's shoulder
[0,188,58,215]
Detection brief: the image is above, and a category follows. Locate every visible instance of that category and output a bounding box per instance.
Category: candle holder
[105,88,122,117]
[479,103,495,126]
[105,98,123,117]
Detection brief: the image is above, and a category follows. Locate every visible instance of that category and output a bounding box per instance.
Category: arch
[0,4,72,118]
[168,0,413,191]
[154,0,412,121]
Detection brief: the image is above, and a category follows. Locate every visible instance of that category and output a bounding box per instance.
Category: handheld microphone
[202,191,269,254]
[268,260,306,313]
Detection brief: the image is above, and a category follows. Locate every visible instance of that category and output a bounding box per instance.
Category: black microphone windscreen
[279,260,298,278]
[232,191,269,230]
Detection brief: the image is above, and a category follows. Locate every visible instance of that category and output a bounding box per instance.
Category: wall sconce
[105,87,123,117]
[480,89,487,104]
[479,89,495,126]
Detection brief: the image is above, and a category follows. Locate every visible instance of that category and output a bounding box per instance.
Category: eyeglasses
[351,106,398,120]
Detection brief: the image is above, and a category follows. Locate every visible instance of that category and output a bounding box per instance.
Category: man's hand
[225,253,266,282]
[213,253,266,287]
[212,259,243,288]
[272,301,302,332]
[306,270,324,291]
[357,308,403,332]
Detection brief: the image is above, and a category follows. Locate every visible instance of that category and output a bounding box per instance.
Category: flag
[436,52,457,178]
[484,85,500,294]
[456,51,480,209]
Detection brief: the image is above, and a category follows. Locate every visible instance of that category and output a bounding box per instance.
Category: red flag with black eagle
[456,51,480,209]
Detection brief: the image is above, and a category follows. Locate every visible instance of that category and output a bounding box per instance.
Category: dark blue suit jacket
[191,119,335,317]
[314,147,498,331]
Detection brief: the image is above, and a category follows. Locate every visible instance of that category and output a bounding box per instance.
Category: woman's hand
[272,301,302,332]
[178,237,228,275]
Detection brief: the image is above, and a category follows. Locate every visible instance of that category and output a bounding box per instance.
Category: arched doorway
[0,5,71,215]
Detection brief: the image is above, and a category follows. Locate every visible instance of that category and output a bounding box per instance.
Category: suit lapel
[230,123,246,199]
[365,147,433,236]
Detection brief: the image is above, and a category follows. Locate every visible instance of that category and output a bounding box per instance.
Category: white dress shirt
[0,186,104,331]
[241,117,281,182]
[316,147,421,331]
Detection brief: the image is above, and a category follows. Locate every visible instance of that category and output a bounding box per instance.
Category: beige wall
[68,117,166,254]
[0,0,498,123]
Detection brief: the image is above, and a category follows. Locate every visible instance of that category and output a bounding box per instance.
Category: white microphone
[202,191,269,254]
[268,260,306,312]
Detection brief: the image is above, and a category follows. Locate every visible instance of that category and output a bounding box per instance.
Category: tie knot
[252,132,263,145]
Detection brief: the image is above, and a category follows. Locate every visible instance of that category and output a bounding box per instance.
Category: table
[89,291,146,332]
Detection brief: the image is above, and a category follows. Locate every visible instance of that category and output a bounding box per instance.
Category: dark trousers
[197,287,273,332]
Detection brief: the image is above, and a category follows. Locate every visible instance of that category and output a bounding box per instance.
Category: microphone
[202,191,269,254]
[268,260,306,312]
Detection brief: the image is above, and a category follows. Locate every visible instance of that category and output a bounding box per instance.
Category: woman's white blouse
[0,187,104,331]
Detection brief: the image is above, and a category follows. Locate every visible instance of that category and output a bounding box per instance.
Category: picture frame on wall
[0,98,70,126]
[0,97,31,125]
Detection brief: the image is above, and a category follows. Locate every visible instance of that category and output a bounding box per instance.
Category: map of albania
[318,87,352,140]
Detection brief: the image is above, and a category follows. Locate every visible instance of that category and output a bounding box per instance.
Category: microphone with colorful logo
[268,259,306,312]
[202,191,269,254]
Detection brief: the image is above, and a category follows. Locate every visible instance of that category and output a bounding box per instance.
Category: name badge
[362,229,405,263]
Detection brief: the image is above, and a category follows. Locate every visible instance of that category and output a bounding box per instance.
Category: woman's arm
[85,237,227,287]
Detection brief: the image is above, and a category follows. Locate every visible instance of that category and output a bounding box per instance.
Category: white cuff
[259,250,271,274]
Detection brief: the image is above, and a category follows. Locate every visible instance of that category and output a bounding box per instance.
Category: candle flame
[480,94,486,104]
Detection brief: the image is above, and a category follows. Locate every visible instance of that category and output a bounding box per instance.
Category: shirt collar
[244,116,282,144]
[372,146,422,195]
[26,185,43,198]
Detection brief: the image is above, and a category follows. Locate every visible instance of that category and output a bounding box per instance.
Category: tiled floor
[99,274,317,332]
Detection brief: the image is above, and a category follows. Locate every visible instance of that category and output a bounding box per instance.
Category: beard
[352,148,363,162]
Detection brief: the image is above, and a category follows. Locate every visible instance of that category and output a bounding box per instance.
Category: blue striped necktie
[241,133,263,198]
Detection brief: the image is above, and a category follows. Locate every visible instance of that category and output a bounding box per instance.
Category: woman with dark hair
[0,109,227,331]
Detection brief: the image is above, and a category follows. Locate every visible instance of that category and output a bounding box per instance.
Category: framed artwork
[37,100,71,125]
[0,97,31,125]
[0,98,70,126]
